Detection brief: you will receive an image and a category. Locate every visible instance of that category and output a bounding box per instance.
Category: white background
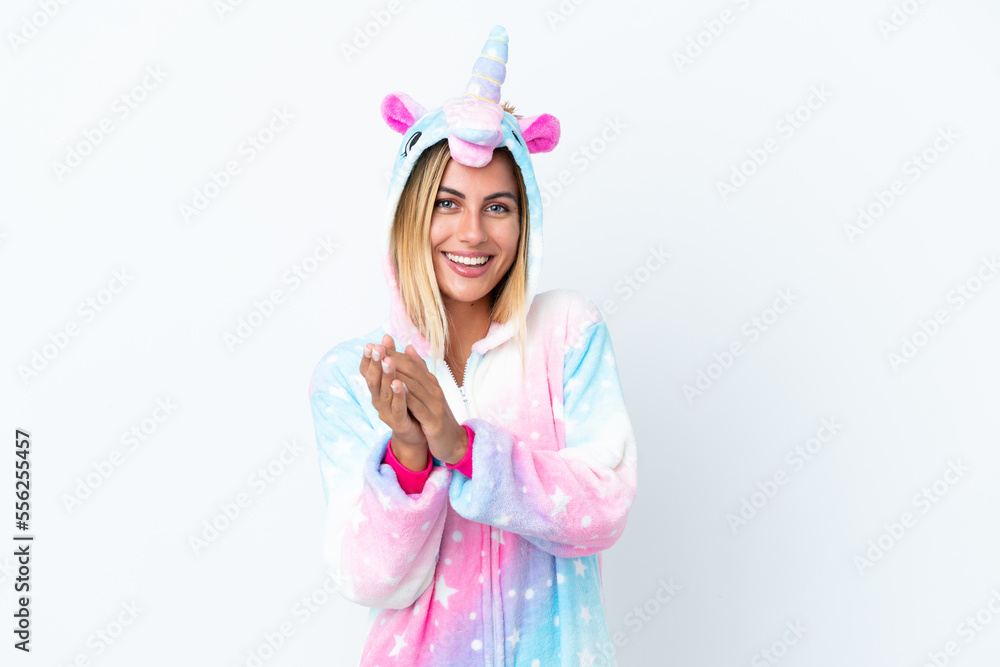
[3,1,1000,665]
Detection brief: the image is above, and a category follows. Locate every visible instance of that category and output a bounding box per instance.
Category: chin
[445,286,496,305]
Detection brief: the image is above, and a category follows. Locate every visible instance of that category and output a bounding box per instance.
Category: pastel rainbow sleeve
[310,346,452,609]
[447,305,638,557]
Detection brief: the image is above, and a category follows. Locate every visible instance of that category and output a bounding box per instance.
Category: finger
[370,344,393,385]
[379,355,396,408]
[403,382,430,422]
[390,363,436,402]
[390,377,408,422]
[363,344,386,398]
[382,349,417,378]
[383,349,435,398]
[360,343,373,375]
[405,344,428,369]
[382,334,397,355]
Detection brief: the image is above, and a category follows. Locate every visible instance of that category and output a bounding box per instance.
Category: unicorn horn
[463,25,508,104]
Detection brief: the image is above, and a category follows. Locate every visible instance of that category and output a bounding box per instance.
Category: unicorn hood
[377,25,561,359]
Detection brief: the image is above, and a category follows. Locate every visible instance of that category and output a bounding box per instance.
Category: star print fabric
[447,317,637,559]
[309,292,638,666]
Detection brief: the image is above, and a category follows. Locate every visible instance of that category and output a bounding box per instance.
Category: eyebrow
[437,186,518,204]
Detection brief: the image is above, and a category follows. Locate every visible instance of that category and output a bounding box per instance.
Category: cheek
[428,222,449,248]
[502,222,521,255]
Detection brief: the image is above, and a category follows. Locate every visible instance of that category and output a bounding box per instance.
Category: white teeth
[445,252,490,266]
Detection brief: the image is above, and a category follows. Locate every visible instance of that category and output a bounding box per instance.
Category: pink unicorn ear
[517,113,560,153]
[381,92,428,134]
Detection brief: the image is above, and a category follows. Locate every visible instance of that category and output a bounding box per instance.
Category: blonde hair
[390,138,530,380]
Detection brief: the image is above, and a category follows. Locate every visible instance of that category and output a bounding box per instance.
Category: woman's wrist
[445,425,474,477]
[445,423,468,466]
[385,439,432,495]
[389,438,429,472]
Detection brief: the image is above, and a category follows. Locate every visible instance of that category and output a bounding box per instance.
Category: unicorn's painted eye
[403,131,422,157]
[512,132,523,147]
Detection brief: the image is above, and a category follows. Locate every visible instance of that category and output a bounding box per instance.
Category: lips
[442,252,494,276]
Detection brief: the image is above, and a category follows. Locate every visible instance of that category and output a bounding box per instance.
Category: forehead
[439,151,517,188]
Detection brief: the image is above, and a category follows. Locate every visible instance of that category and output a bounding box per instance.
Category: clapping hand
[360,334,467,468]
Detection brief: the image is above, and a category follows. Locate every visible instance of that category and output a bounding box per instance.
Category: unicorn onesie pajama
[308,25,639,666]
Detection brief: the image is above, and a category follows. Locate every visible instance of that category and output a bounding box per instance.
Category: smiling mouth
[443,252,494,267]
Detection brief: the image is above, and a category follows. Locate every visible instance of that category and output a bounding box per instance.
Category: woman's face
[429,153,520,313]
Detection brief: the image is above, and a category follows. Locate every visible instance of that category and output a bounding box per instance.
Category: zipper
[441,352,503,665]
[442,359,471,416]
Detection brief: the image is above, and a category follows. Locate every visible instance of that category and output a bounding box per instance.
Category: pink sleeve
[445,425,475,478]
[383,426,475,491]
[383,439,433,495]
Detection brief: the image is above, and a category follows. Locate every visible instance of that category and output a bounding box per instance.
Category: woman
[309,25,638,666]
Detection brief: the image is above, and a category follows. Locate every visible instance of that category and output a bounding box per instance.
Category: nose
[457,209,489,244]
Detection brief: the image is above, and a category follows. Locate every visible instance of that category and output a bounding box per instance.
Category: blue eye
[435,199,455,209]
